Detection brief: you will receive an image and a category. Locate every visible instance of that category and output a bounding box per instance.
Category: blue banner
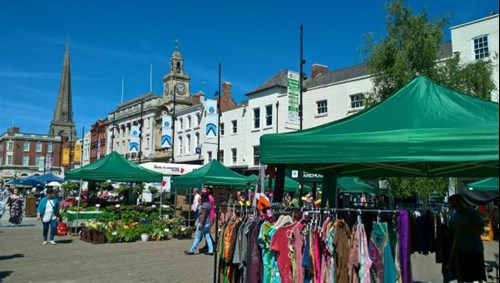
[129,125,140,153]
[205,99,218,139]
[161,115,172,148]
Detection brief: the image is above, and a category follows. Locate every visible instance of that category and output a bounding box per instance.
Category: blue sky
[1,0,498,137]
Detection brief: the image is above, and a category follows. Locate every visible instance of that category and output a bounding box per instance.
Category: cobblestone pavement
[1,217,498,282]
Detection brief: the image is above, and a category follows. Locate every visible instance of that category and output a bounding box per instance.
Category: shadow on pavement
[0,254,24,261]
[55,239,74,244]
[0,271,13,281]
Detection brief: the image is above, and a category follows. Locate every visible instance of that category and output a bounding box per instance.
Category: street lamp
[298,24,306,206]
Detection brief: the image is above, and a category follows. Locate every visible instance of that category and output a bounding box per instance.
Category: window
[36,142,43,152]
[231,120,237,134]
[208,151,213,161]
[231,148,237,164]
[219,150,224,163]
[145,138,150,150]
[253,146,260,166]
[350,94,364,109]
[179,118,184,131]
[23,142,30,152]
[265,105,273,126]
[23,156,29,166]
[187,116,192,129]
[317,100,328,114]
[186,135,191,154]
[253,108,260,128]
[48,143,53,153]
[35,156,44,168]
[194,133,200,151]
[473,35,489,60]
[196,113,202,126]
[7,155,13,165]
[178,137,183,155]
[220,123,225,136]
[7,141,13,150]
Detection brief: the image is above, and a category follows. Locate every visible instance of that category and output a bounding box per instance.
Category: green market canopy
[338,177,383,195]
[462,177,499,205]
[65,151,163,182]
[260,76,499,178]
[263,176,313,192]
[468,177,499,191]
[171,160,252,190]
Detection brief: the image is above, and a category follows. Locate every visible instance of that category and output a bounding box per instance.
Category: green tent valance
[65,151,163,182]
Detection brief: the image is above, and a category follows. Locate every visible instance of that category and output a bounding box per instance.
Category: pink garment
[359,224,372,283]
[313,228,322,283]
[292,222,306,283]
[208,194,215,222]
[270,222,305,283]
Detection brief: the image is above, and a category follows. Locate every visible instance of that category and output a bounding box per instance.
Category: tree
[362,0,496,198]
[363,0,496,103]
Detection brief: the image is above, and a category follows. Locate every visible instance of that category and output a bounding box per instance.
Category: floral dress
[8,196,24,225]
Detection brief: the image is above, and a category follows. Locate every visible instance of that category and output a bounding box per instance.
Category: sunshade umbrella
[6,178,43,187]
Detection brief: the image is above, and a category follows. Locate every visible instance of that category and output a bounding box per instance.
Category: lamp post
[217,63,221,162]
[298,24,305,207]
[139,99,144,163]
[171,86,176,163]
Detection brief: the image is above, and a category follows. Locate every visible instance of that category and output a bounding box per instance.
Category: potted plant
[151,228,164,241]
[140,232,150,242]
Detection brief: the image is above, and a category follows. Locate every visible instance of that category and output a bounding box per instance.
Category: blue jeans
[189,222,213,253]
[42,219,57,241]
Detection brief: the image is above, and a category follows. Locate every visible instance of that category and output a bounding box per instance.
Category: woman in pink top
[200,187,216,253]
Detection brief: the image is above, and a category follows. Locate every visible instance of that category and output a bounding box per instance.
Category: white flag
[161,115,172,148]
[205,99,218,139]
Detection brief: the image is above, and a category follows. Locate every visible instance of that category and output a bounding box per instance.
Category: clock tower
[162,42,192,112]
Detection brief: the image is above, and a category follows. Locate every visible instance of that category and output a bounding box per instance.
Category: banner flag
[45,154,52,170]
[129,126,140,153]
[205,99,218,139]
[62,148,70,165]
[286,71,300,125]
[74,144,82,163]
[161,115,172,148]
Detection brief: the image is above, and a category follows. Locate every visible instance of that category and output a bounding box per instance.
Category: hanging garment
[358,223,373,283]
[334,220,351,283]
[348,223,361,283]
[258,221,274,283]
[398,209,413,283]
[247,220,264,283]
[270,221,305,283]
[369,221,398,283]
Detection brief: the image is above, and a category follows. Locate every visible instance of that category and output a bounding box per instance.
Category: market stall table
[65,211,102,231]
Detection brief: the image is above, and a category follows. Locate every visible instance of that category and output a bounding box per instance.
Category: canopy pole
[74,179,83,234]
[159,182,163,220]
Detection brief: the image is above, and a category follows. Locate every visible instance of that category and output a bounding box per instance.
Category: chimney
[222,82,232,97]
[8,127,20,135]
[311,64,328,79]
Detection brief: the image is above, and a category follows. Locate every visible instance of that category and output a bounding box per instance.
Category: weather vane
[174,39,180,50]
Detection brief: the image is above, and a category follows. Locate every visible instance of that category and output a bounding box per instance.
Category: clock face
[175,83,186,95]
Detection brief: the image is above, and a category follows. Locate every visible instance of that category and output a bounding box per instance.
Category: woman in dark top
[185,192,214,255]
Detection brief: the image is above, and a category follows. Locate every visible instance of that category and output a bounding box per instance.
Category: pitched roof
[246,70,288,96]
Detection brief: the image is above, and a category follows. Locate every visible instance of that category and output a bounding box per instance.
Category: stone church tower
[49,40,76,141]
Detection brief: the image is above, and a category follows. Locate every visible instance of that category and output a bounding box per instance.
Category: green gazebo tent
[65,151,163,182]
[260,76,499,207]
[171,160,252,191]
[338,177,383,195]
[468,177,499,191]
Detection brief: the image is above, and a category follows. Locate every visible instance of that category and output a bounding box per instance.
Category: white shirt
[43,199,56,222]
[192,193,201,212]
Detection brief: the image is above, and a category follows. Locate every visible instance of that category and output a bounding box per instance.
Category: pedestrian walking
[36,187,60,245]
[199,187,216,253]
[447,194,486,282]
[185,192,214,255]
[191,188,201,219]
[7,187,24,226]
[0,179,11,221]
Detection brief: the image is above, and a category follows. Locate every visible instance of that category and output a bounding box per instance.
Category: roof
[246,70,288,96]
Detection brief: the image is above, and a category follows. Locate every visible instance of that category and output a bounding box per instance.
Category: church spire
[49,40,76,141]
